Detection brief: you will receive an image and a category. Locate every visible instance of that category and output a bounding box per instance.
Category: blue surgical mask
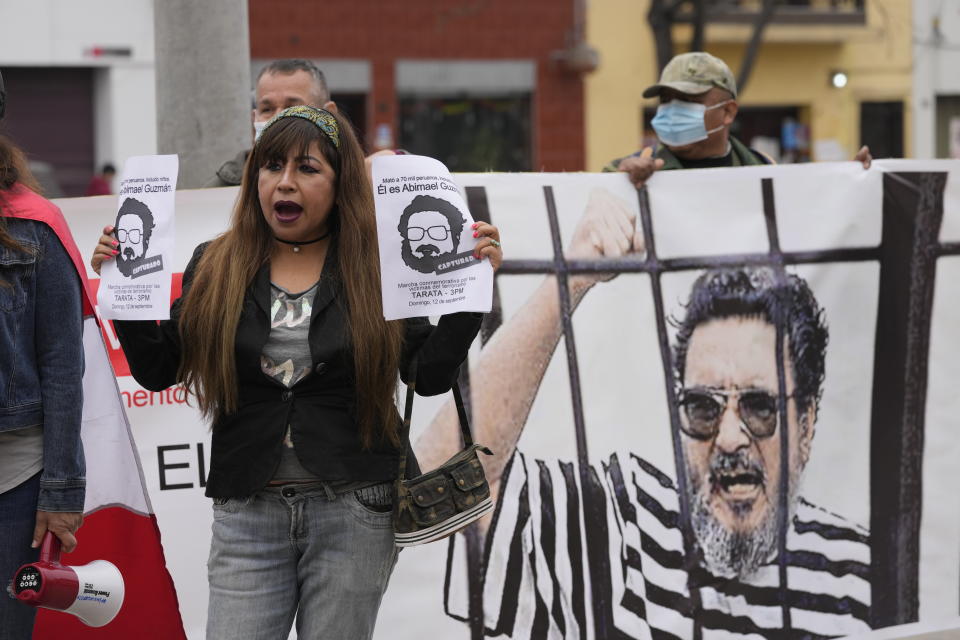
[651,99,730,147]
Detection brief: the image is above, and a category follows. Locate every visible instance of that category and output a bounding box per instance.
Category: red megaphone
[12,531,124,627]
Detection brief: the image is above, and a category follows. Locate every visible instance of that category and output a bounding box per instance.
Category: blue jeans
[0,472,40,640]
[206,481,398,640]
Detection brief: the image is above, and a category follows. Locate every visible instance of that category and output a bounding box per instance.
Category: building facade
[248,0,590,172]
[913,0,960,159]
[0,0,156,197]
[4,1,937,196]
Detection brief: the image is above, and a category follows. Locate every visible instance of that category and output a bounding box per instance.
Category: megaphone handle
[39,531,62,564]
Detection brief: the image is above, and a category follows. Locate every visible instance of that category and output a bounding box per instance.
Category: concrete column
[154,0,251,188]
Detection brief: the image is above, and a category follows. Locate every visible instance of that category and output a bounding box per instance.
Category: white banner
[56,160,960,639]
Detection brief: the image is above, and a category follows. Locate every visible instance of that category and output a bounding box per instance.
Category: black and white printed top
[446,451,871,639]
[261,282,319,483]
[261,281,317,389]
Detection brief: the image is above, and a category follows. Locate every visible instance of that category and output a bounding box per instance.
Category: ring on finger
[489,239,501,249]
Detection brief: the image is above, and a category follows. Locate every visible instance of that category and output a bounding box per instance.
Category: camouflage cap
[642,52,737,99]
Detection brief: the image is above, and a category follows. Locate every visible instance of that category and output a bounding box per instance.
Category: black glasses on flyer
[116,228,142,244]
[406,225,451,242]
[677,387,788,440]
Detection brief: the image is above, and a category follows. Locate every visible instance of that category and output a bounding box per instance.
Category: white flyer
[372,154,493,320]
[97,154,178,320]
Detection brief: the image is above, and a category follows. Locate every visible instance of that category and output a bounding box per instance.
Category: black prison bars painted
[450,170,949,637]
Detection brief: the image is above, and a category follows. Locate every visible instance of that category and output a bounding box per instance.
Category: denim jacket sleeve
[35,225,86,512]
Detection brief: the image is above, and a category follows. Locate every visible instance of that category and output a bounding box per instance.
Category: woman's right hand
[90,225,119,275]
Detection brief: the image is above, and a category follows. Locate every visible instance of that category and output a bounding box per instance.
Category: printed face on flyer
[397,196,472,275]
[372,154,493,320]
[114,199,161,279]
[97,154,178,321]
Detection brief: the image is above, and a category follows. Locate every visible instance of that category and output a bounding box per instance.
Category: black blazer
[115,242,481,498]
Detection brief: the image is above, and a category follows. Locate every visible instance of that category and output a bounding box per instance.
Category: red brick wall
[249,0,585,171]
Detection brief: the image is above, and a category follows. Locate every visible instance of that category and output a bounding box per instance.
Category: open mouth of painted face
[710,467,764,501]
[273,200,304,223]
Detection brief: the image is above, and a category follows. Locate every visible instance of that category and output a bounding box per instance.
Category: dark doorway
[0,67,95,198]
[333,93,367,153]
[398,94,532,172]
[860,101,904,159]
[935,95,960,159]
[734,106,804,162]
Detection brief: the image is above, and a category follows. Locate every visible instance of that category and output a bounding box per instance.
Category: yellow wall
[585,0,913,170]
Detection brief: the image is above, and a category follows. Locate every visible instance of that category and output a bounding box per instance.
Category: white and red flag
[6,186,186,638]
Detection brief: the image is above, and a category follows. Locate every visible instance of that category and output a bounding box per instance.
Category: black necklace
[275,230,331,253]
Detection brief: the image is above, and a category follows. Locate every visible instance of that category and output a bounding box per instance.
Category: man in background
[205,59,336,188]
[85,163,115,196]
[609,51,872,187]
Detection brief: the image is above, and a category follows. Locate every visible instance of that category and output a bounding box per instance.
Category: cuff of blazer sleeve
[413,312,483,395]
[113,319,163,338]
[436,311,483,328]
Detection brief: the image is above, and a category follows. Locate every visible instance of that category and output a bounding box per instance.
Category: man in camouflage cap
[609,51,871,187]
[642,50,738,100]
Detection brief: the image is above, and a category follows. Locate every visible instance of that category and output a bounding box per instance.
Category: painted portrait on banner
[54,162,960,639]
[436,262,871,638]
[407,163,960,639]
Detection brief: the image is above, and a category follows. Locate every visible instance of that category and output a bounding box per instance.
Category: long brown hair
[0,134,41,266]
[177,113,405,447]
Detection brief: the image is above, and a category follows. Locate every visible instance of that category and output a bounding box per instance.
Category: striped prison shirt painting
[445,451,871,639]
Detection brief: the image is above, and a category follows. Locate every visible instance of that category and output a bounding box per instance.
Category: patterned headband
[255,105,340,149]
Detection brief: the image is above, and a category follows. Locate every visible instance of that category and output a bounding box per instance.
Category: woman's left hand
[472,222,503,272]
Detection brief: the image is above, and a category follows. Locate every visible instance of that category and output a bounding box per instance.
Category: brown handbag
[393,362,494,547]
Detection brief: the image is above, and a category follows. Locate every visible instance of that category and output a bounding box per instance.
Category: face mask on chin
[253,119,269,142]
[651,99,731,148]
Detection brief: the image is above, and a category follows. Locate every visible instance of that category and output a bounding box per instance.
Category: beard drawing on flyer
[372,154,493,320]
[96,154,178,320]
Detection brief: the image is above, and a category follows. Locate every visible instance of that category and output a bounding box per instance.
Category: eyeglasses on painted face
[406,225,451,242]
[116,228,142,244]
[677,387,785,440]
